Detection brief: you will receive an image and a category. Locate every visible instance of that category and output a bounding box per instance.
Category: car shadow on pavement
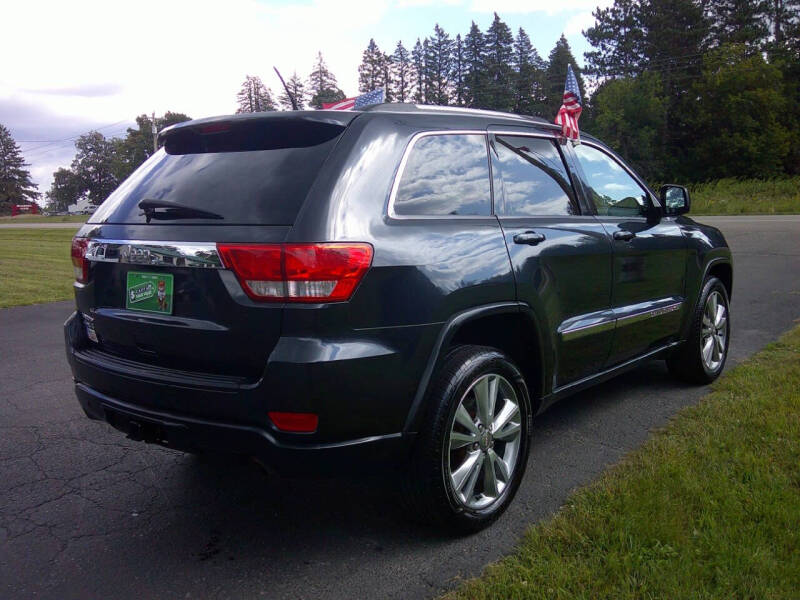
[161,360,691,548]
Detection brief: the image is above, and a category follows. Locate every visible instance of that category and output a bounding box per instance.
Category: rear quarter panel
[287,114,516,436]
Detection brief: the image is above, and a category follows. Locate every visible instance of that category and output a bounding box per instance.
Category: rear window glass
[393,134,491,217]
[89,120,345,225]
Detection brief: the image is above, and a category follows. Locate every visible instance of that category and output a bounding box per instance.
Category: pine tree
[452,34,467,106]
[584,0,646,77]
[358,39,387,93]
[308,52,346,108]
[463,21,487,107]
[707,0,770,51]
[412,38,426,103]
[392,41,412,102]
[484,13,515,111]
[0,124,40,211]
[236,75,276,113]
[425,24,454,105]
[383,52,394,102]
[422,38,433,103]
[768,0,800,46]
[278,72,306,110]
[545,35,586,118]
[512,28,541,115]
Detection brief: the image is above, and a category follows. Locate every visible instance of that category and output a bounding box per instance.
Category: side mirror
[659,184,690,216]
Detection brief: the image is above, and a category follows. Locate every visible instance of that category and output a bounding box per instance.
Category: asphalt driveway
[1,216,798,599]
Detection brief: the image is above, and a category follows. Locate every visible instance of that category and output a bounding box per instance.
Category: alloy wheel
[701,290,728,372]
[446,373,523,511]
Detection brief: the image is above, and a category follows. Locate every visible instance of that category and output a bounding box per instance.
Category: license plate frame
[125,272,174,314]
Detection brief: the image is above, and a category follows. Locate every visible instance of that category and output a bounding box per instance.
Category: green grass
[446,327,800,600]
[0,228,76,308]
[0,214,87,223]
[688,177,800,215]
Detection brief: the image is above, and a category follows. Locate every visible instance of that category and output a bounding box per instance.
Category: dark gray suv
[66,104,732,531]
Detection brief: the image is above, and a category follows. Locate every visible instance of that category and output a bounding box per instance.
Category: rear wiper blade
[138,199,224,223]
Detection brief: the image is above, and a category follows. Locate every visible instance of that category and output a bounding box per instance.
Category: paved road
[1,216,798,600]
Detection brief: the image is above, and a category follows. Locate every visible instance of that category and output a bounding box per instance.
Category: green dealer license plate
[126,272,174,314]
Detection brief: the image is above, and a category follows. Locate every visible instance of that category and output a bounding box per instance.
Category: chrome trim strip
[558,310,616,342]
[559,300,684,341]
[487,129,560,139]
[84,239,224,269]
[615,301,683,327]
[387,130,491,220]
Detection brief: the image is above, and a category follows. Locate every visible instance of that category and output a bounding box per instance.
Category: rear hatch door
[77,112,354,381]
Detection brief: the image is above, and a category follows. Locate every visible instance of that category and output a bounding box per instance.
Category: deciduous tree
[71,132,117,205]
[46,167,83,212]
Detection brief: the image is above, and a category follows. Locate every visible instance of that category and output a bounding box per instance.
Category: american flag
[554,64,582,141]
[322,88,385,110]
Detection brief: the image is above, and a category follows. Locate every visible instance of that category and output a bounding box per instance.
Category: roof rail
[360,103,560,130]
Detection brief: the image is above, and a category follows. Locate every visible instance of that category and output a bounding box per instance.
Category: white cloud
[2,0,397,193]
[565,11,594,36]
[470,0,606,15]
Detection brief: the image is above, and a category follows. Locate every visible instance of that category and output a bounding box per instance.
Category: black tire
[667,276,731,384]
[402,345,533,534]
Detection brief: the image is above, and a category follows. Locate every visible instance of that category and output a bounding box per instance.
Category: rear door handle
[613,230,636,241]
[513,231,546,246]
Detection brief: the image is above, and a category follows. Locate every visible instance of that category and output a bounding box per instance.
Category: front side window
[393,134,491,216]
[492,136,576,216]
[573,144,649,217]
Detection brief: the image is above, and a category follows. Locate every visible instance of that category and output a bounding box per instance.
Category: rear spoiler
[158,111,358,146]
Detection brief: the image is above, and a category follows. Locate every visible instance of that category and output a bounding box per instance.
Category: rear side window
[392,134,491,217]
[89,120,346,225]
[492,136,576,216]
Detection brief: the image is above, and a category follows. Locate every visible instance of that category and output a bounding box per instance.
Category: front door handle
[513,231,546,246]
[613,230,636,241]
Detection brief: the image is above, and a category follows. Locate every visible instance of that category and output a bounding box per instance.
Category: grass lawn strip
[446,326,800,600]
[0,228,76,308]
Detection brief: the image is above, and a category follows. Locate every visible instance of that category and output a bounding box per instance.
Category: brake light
[216,243,373,303]
[71,237,90,283]
[268,411,319,433]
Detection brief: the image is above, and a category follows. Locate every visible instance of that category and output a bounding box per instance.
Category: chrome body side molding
[559,297,684,341]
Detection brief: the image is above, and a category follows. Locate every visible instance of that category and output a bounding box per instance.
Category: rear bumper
[74,382,408,475]
[64,311,416,474]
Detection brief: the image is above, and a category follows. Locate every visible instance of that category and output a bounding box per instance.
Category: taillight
[216,243,373,303]
[71,237,90,283]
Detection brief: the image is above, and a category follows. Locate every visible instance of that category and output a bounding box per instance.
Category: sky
[2,0,609,200]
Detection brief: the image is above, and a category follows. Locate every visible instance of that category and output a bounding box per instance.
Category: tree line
[232,2,798,182]
[584,0,799,181]
[1,2,797,214]
[235,14,584,119]
[42,112,191,212]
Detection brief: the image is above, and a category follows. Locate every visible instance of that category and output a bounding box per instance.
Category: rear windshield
[89,120,346,225]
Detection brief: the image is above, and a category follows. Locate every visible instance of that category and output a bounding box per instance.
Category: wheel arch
[707,260,733,302]
[403,302,549,434]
